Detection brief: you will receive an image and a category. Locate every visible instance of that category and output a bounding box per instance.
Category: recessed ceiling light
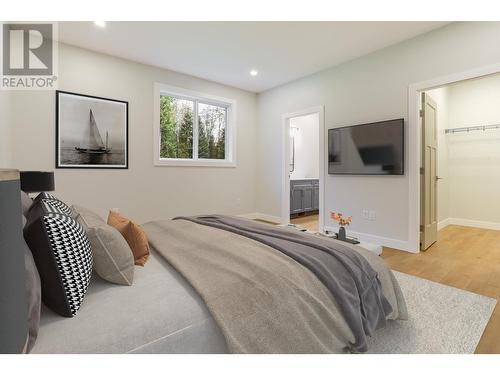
[94,21,106,28]
[249,69,258,77]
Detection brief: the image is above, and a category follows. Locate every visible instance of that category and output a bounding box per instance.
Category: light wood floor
[289,216,500,353]
[290,214,319,232]
[382,225,500,353]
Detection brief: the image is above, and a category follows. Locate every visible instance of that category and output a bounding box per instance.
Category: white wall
[4,22,500,246]
[257,22,500,250]
[289,113,319,180]
[445,73,500,227]
[6,43,258,223]
[425,87,450,224]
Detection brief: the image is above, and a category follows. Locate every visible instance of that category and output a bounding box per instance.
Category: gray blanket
[176,215,393,352]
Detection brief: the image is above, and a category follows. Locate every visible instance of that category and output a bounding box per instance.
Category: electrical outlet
[361,209,369,220]
[369,210,376,221]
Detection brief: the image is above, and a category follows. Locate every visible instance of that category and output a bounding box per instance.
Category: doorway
[281,106,325,232]
[418,71,500,251]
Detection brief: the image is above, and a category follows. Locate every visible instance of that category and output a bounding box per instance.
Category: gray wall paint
[0,91,12,168]
[0,177,28,353]
[257,22,500,247]
[8,43,258,223]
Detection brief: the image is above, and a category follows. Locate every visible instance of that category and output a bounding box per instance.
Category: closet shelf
[445,124,500,134]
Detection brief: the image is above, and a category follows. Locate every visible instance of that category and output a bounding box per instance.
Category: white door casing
[281,106,325,231]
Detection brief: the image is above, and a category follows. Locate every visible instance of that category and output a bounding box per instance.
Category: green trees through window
[198,102,226,160]
[159,96,193,159]
[160,95,227,160]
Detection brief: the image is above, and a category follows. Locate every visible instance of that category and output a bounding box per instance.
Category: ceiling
[58,22,450,93]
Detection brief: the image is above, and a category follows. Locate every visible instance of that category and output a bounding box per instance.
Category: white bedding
[32,250,227,354]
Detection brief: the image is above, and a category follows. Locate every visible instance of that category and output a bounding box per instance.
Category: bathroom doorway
[281,106,325,232]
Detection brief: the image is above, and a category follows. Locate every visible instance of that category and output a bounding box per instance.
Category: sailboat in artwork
[75,109,112,154]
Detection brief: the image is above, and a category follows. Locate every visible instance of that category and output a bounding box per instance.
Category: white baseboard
[237,213,259,220]
[240,215,417,252]
[440,217,500,231]
[323,225,417,253]
[238,212,282,224]
[240,215,500,252]
[438,218,451,231]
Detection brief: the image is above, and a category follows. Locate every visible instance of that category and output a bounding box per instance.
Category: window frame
[153,83,236,167]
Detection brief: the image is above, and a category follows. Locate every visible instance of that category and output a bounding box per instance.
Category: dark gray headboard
[0,169,28,353]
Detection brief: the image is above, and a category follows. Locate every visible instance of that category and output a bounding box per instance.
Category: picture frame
[56,90,128,169]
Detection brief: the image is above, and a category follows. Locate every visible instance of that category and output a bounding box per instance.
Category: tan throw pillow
[107,210,150,266]
[72,205,134,285]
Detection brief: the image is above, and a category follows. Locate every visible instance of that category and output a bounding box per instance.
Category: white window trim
[153,83,237,167]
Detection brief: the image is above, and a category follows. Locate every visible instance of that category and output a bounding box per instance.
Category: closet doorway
[420,72,500,251]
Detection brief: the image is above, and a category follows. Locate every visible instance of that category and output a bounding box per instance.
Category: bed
[31,214,407,354]
[32,249,227,353]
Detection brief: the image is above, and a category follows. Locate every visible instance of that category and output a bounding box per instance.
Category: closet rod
[445,123,500,134]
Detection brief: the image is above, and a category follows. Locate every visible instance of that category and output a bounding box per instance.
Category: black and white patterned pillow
[43,214,92,315]
[33,192,73,216]
[44,199,72,216]
[40,200,64,215]
[35,192,58,201]
[24,202,93,317]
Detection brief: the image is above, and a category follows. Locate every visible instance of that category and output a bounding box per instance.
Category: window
[154,83,236,167]
[159,96,194,159]
[197,102,227,160]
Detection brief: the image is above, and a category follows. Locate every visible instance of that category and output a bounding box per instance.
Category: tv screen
[328,119,404,175]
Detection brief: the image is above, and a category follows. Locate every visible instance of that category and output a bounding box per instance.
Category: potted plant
[330,212,353,242]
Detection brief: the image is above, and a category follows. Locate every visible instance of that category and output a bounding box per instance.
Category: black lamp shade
[20,171,55,193]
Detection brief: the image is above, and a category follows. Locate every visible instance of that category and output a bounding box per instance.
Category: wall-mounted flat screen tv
[328,118,404,175]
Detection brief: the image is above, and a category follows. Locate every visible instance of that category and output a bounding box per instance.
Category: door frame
[408,63,500,252]
[281,106,325,230]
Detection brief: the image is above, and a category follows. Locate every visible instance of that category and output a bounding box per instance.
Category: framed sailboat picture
[56,91,128,169]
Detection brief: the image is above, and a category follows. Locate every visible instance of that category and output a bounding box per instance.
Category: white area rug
[367,271,497,354]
